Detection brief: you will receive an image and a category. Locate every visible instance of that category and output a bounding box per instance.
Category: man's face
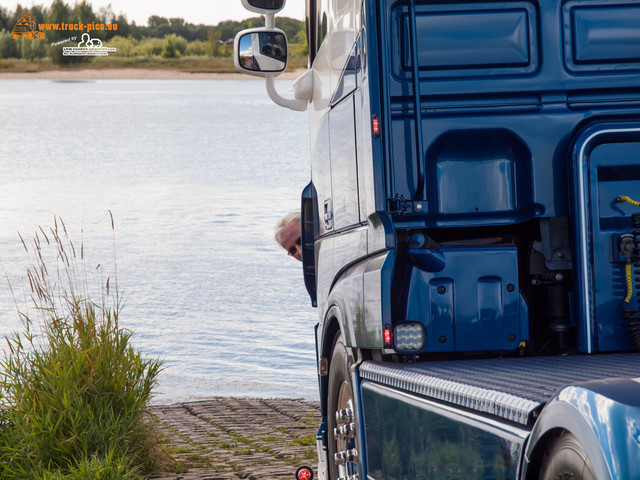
[280,219,302,262]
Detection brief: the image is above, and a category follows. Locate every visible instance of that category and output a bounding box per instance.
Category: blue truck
[235,0,640,478]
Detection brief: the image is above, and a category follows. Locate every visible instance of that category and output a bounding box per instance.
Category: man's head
[275,211,302,262]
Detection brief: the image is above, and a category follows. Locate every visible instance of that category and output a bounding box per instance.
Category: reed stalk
[0,216,169,479]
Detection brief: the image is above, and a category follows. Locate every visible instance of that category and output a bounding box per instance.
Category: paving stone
[148,397,320,480]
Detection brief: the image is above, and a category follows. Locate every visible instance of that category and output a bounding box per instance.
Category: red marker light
[296,466,314,480]
[372,114,381,138]
[383,324,392,347]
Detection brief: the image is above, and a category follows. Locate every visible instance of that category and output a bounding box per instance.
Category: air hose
[618,195,640,349]
[619,195,640,207]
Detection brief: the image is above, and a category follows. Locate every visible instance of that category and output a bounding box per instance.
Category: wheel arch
[322,311,342,358]
[319,305,367,411]
[522,387,612,480]
[523,427,570,480]
[318,309,342,415]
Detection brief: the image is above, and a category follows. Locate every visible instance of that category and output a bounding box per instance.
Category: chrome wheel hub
[333,380,359,480]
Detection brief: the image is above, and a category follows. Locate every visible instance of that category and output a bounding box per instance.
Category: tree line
[0,0,306,63]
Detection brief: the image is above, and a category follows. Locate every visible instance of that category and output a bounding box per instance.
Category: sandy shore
[0,67,307,81]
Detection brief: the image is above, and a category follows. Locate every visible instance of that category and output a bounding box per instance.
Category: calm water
[0,79,317,404]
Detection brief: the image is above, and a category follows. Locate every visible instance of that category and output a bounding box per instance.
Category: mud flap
[316,420,328,480]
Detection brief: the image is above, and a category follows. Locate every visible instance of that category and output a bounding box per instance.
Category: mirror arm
[265,13,275,29]
[265,77,308,111]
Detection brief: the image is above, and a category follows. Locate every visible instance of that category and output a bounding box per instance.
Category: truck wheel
[540,431,596,480]
[327,334,359,480]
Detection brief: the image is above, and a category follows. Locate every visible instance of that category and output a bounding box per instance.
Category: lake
[0,78,318,404]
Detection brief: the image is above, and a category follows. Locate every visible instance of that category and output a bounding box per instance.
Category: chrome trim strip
[359,362,540,425]
[575,130,597,352]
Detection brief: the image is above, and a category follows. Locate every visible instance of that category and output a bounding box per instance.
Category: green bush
[290,27,308,58]
[160,35,177,58]
[0,29,19,58]
[185,39,207,57]
[106,35,138,57]
[0,218,167,479]
[160,34,186,58]
[133,37,163,57]
[172,35,187,56]
[18,36,47,60]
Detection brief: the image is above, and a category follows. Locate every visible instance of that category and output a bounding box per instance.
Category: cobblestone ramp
[148,398,321,480]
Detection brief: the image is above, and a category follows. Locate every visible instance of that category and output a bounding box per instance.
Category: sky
[6,1,306,26]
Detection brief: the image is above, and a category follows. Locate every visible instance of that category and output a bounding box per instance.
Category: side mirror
[234,28,289,77]
[241,0,286,14]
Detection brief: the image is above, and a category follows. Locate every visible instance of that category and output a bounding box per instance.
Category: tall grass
[0,216,168,479]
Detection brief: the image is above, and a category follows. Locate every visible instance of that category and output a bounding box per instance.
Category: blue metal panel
[377,0,640,229]
[391,120,544,226]
[361,382,526,480]
[405,246,523,352]
[382,0,640,98]
[570,123,640,352]
[564,0,640,72]
[398,4,537,78]
[426,277,454,352]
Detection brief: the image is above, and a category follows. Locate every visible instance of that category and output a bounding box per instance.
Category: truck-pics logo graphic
[63,33,116,56]
[12,14,118,41]
[12,14,44,39]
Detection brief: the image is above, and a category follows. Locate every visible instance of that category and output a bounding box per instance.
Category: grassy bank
[0,56,308,74]
[0,218,174,479]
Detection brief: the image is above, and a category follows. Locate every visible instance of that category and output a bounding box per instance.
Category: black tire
[540,431,597,480]
[327,334,358,480]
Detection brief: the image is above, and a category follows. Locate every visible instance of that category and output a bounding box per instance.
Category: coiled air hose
[618,195,640,349]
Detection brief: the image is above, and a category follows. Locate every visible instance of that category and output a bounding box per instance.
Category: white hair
[274,211,301,244]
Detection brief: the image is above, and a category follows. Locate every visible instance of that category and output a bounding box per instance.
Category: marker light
[383,324,392,347]
[394,323,425,351]
[372,114,381,138]
[296,465,314,480]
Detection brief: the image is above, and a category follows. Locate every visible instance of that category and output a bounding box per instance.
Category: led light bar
[394,323,425,351]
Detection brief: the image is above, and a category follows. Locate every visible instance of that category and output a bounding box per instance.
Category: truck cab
[235,1,640,479]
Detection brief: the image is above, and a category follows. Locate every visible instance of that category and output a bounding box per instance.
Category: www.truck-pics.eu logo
[12,13,118,40]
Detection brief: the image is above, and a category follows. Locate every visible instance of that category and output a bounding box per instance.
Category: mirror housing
[234,28,289,78]
[234,0,309,111]
[240,0,286,15]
